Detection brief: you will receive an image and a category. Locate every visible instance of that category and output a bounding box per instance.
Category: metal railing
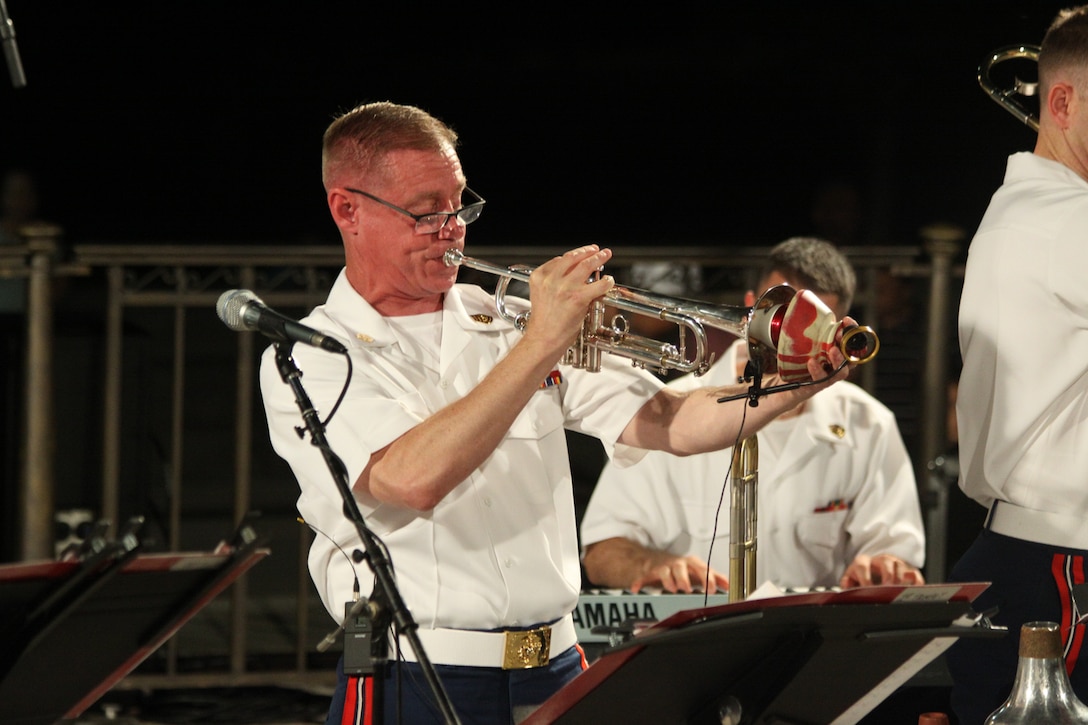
[1,227,965,687]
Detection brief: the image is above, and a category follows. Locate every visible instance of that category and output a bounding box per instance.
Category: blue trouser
[326,645,587,725]
[947,529,1088,724]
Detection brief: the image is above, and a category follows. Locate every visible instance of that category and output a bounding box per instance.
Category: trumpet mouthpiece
[443,248,464,267]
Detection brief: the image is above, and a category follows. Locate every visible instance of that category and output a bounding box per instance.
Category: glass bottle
[985,621,1088,723]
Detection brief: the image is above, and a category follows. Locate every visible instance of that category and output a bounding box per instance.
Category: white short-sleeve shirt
[958,152,1088,516]
[260,270,664,628]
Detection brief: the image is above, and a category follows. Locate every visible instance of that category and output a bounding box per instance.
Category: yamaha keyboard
[574,589,731,644]
[574,587,844,644]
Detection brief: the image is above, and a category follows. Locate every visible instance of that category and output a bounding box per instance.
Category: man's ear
[328,189,358,233]
[1046,81,1076,129]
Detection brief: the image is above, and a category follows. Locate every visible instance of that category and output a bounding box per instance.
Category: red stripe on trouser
[341,676,373,725]
[1052,553,1086,676]
[340,676,358,725]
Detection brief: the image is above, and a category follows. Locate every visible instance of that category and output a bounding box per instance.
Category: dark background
[0,8,1059,712]
[0,1,1065,249]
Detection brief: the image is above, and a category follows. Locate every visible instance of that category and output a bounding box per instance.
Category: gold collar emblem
[829,424,846,439]
[470,314,494,324]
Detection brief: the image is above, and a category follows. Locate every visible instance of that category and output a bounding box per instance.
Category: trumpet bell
[748,286,879,382]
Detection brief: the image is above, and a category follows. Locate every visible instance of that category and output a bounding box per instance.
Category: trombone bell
[979,44,1041,131]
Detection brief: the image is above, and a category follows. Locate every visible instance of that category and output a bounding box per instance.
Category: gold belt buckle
[502,625,552,670]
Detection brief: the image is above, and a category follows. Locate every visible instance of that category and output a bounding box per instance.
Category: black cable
[322,353,353,427]
[298,517,361,598]
[703,402,749,605]
[701,356,849,600]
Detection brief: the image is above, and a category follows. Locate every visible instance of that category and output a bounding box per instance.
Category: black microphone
[216,289,346,353]
[0,0,26,88]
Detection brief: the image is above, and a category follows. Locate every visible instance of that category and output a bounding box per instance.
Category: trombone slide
[729,435,759,603]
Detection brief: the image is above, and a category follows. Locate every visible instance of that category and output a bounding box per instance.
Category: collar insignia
[356,332,374,343]
[829,424,846,439]
[470,314,494,324]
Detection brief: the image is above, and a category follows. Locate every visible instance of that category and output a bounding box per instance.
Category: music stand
[0,531,268,725]
[525,583,996,725]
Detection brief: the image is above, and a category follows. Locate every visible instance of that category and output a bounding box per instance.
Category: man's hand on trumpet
[522,244,615,357]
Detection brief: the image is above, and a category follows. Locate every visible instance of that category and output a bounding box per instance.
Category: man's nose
[438,214,467,240]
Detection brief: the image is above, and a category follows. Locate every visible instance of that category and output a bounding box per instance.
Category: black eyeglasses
[346,186,486,235]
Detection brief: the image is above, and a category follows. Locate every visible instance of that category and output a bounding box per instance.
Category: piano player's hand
[838,553,925,588]
[583,537,731,594]
[629,552,730,595]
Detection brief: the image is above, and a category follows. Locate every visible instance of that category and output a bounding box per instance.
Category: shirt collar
[325,272,518,350]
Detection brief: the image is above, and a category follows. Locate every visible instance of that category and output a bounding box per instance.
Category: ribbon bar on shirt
[540,370,563,389]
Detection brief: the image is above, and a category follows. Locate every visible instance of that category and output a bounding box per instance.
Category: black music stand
[525,583,997,725]
[0,530,268,725]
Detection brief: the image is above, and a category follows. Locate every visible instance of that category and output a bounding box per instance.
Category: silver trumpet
[444,248,879,379]
[979,44,1041,131]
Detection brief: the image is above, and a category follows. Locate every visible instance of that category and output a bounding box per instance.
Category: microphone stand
[273,342,461,725]
[740,359,766,407]
[716,356,834,407]
[0,0,26,88]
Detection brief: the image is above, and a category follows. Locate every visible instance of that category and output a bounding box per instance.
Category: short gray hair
[759,236,856,312]
[321,101,459,190]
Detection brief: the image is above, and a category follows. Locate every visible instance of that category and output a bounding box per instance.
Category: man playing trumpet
[259,101,858,725]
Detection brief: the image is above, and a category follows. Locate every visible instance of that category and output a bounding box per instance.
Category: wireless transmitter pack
[342,599,380,676]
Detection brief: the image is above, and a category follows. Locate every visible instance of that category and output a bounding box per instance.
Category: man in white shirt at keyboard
[581,238,925,594]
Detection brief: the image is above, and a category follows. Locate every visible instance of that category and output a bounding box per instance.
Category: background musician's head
[757,236,855,320]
